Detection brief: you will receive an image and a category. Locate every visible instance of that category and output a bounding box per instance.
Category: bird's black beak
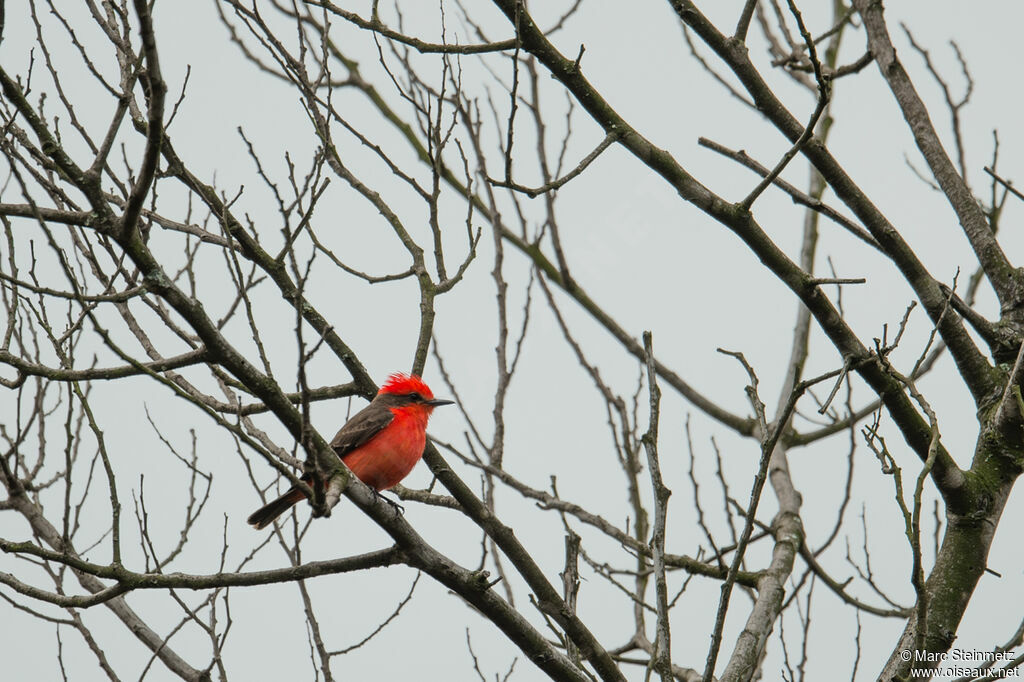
[426,398,454,407]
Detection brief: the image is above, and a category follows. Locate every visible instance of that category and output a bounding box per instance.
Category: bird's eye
[408,392,423,402]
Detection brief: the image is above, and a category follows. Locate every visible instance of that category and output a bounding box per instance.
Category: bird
[247,373,453,529]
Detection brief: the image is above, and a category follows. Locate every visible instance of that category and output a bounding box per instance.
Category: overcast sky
[2,2,1024,681]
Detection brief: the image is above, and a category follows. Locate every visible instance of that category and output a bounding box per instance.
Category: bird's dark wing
[329,400,395,459]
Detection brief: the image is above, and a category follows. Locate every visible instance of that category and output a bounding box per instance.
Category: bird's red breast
[340,405,430,491]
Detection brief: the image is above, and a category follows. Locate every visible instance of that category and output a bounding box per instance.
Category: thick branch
[853,0,1021,311]
[308,0,516,54]
[0,348,207,388]
[119,0,166,241]
[0,540,403,604]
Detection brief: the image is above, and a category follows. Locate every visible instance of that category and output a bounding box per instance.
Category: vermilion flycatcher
[247,373,453,529]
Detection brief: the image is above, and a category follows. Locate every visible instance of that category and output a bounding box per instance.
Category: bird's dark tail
[247,487,306,530]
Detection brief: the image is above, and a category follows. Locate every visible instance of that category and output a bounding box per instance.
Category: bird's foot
[373,489,405,515]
